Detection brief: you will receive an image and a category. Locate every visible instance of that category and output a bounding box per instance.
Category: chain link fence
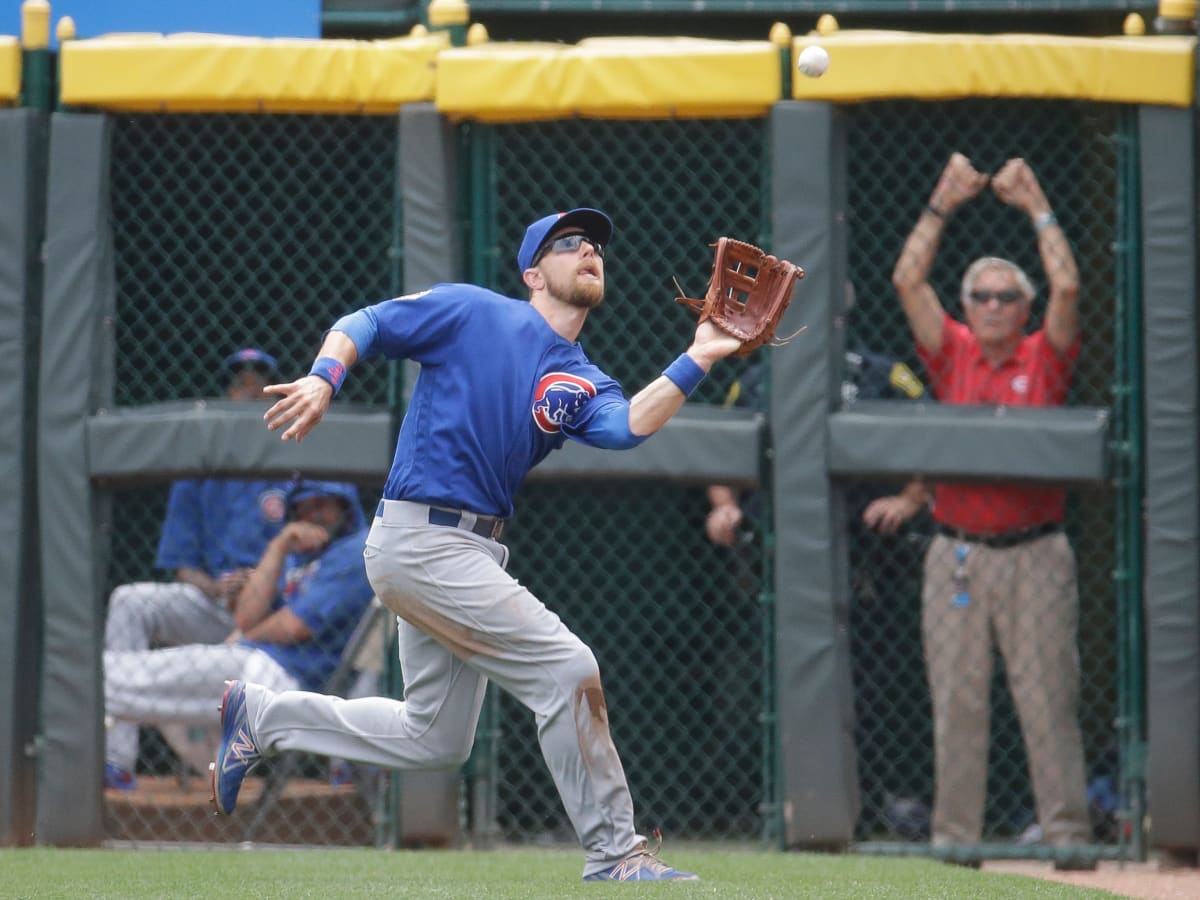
[103,113,397,845]
[479,117,773,843]
[90,99,1137,855]
[841,99,1129,852]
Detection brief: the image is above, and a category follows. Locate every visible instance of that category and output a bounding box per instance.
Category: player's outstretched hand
[691,320,745,365]
[263,375,334,443]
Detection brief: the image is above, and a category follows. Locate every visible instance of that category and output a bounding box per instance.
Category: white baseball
[797,45,830,78]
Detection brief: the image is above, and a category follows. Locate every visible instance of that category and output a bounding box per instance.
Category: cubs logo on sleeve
[532,372,597,433]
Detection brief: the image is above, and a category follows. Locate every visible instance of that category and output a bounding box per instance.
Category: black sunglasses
[532,233,605,267]
[967,288,1024,305]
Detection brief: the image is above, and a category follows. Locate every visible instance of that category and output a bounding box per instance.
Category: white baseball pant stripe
[244,500,642,876]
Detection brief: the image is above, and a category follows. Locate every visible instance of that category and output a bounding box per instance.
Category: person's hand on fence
[706,499,744,546]
[861,481,928,535]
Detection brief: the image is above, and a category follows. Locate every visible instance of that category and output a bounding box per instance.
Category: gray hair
[960,257,1035,305]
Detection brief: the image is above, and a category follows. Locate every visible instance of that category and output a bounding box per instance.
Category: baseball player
[212,208,745,881]
[105,481,373,783]
[103,349,289,790]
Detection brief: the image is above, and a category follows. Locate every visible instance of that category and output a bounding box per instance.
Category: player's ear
[522,267,543,292]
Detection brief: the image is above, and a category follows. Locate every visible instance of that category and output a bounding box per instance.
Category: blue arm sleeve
[329,307,380,361]
[565,398,649,450]
[329,287,472,365]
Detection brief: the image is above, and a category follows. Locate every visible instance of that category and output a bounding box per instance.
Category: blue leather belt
[427,506,504,540]
[375,501,505,540]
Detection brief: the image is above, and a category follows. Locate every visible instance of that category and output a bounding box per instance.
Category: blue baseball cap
[285,480,366,531]
[516,207,613,273]
[223,347,278,374]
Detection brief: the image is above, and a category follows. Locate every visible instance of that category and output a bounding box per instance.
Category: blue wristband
[309,356,347,395]
[661,353,707,397]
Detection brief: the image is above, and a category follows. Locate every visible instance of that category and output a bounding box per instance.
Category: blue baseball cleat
[583,835,700,882]
[210,680,260,815]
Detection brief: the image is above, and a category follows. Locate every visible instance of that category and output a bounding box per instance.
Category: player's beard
[546,267,604,310]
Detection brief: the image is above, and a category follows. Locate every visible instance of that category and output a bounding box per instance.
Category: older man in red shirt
[892,152,1091,867]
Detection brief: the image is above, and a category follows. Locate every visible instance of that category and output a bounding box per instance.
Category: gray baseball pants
[922,530,1091,847]
[243,500,643,876]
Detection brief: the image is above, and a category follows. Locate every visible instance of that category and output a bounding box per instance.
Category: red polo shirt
[918,313,1080,534]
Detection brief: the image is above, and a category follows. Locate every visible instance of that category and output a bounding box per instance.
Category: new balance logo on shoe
[210,680,261,816]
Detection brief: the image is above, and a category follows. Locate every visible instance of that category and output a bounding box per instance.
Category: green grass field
[0,847,1114,898]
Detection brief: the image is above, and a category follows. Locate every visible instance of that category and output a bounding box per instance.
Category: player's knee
[407,707,484,768]
[105,584,146,630]
[108,583,137,609]
[558,642,602,692]
[107,582,159,614]
[440,740,474,769]
[420,729,475,768]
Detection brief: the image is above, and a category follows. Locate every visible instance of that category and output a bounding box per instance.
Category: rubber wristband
[662,353,707,397]
[924,203,946,220]
[309,356,347,395]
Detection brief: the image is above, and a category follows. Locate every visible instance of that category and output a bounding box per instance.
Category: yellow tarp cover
[435,37,782,121]
[792,32,1196,108]
[60,32,448,113]
[0,37,19,104]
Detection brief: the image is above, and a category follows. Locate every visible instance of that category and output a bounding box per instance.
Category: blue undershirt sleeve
[328,307,379,360]
[567,399,649,450]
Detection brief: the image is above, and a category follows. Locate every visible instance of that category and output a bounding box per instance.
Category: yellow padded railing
[0,36,20,104]
[60,32,447,113]
[792,32,1196,108]
[54,29,1197,116]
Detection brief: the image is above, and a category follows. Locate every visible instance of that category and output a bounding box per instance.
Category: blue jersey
[155,479,289,577]
[246,524,374,691]
[334,284,644,518]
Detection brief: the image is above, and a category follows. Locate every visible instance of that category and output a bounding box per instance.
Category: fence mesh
[479,117,772,843]
[92,99,1135,855]
[103,114,397,846]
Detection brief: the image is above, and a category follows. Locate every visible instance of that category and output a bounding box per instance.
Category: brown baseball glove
[675,238,805,356]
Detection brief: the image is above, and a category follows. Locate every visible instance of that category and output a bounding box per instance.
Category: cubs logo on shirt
[532,372,597,433]
[259,488,287,523]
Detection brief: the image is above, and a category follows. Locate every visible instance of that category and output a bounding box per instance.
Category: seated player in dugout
[103,480,374,791]
[102,348,290,790]
[891,152,1092,868]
